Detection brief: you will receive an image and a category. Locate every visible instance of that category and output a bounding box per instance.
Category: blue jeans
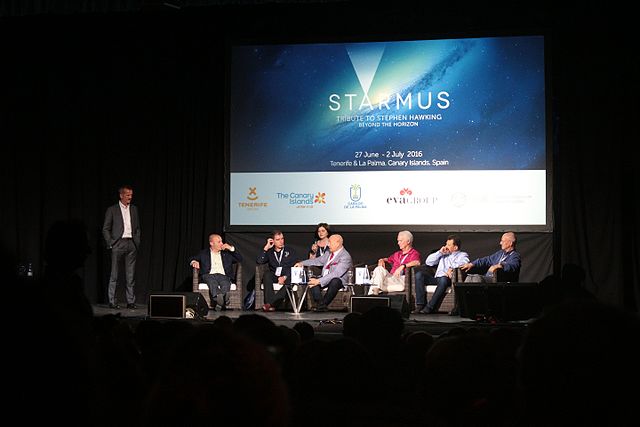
[414,269,451,312]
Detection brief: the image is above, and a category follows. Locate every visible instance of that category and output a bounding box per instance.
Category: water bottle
[364,265,370,284]
[27,262,34,278]
[301,268,307,284]
[347,270,354,285]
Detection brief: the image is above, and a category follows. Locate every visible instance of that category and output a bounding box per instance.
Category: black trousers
[310,277,344,307]
[262,270,289,306]
[108,238,136,305]
[202,273,231,307]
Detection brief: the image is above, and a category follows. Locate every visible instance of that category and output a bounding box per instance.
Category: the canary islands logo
[276,191,328,208]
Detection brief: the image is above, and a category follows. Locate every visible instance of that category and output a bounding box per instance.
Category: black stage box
[148,292,208,319]
[455,282,541,321]
[351,295,410,318]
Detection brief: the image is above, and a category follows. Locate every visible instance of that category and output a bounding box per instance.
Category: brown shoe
[262,303,276,312]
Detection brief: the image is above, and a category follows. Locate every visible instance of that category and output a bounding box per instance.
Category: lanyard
[274,249,283,265]
[399,251,411,265]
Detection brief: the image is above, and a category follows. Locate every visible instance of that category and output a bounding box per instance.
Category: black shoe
[448,308,459,316]
[127,303,137,309]
[313,305,328,312]
[109,303,120,309]
[220,306,233,311]
[411,305,425,314]
[420,307,433,314]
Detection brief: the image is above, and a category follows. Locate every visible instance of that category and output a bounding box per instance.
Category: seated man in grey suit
[295,234,352,312]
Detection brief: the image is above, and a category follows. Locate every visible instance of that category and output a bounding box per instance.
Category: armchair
[192,264,243,310]
[305,265,354,312]
[254,263,268,309]
[464,266,520,283]
[410,265,457,314]
[365,262,414,308]
[254,263,307,311]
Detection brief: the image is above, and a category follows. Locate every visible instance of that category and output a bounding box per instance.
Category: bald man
[190,234,242,311]
[461,231,521,282]
[296,234,352,312]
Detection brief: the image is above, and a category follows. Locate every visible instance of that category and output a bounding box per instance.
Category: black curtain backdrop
[1,2,637,311]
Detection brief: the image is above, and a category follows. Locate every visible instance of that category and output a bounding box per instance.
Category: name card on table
[355,267,371,285]
[290,266,304,284]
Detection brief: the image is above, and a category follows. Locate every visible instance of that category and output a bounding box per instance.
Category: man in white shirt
[418,235,469,314]
[190,234,243,311]
[102,185,141,310]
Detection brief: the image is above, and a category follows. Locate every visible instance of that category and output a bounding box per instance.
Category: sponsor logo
[345,184,367,209]
[386,187,437,205]
[247,187,258,201]
[276,191,327,208]
[450,192,467,208]
[350,184,361,202]
[238,187,268,210]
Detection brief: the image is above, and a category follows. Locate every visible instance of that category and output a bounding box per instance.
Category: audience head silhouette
[518,300,640,426]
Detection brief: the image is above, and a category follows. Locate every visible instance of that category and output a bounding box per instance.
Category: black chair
[451,266,521,315]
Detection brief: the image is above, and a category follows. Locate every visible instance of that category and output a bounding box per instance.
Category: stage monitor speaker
[455,282,541,321]
[148,292,208,319]
[350,295,410,319]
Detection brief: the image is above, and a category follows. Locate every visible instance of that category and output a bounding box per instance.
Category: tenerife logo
[386,187,437,206]
[328,43,450,112]
[276,191,328,208]
[345,184,367,210]
[247,187,258,201]
[238,187,268,210]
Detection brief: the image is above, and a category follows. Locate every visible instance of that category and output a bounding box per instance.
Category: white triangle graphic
[346,44,386,95]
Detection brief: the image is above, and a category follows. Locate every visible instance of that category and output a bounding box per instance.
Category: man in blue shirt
[461,231,521,282]
[418,235,469,314]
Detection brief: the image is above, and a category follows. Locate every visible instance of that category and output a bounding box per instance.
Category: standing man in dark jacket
[103,185,141,309]
[190,234,242,311]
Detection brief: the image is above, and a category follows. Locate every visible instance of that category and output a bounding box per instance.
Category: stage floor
[92,304,533,338]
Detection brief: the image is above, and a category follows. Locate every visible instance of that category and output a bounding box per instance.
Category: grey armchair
[192,264,243,310]
[365,262,414,308]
